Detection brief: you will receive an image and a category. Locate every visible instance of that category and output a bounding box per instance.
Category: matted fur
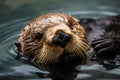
[19,13,90,64]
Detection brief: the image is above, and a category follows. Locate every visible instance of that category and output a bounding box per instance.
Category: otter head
[19,13,90,64]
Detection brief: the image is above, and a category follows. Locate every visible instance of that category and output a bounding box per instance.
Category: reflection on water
[0,0,120,80]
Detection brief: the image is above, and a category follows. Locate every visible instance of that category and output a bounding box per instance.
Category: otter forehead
[29,13,73,27]
[28,13,79,30]
[24,13,74,35]
[38,14,69,25]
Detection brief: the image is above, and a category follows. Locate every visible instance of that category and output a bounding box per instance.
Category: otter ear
[15,43,21,52]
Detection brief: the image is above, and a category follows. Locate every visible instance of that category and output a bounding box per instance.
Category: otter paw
[91,38,120,58]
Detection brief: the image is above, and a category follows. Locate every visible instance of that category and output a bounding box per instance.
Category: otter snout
[53,31,71,48]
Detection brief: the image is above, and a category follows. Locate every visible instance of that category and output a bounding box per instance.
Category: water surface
[0,0,120,80]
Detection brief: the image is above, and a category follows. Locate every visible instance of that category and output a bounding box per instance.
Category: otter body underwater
[16,13,120,64]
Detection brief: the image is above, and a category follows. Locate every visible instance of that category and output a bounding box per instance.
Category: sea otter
[16,13,120,64]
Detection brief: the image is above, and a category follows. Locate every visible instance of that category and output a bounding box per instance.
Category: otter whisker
[36,50,48,63]
[80,44,88,54]
[41,52,49,63]
[32,53,41,63]
[46,52,52,63]
[68,38,89,57]
[80,40,89,49]
[70,44,82,56]
[33,48,63,64]
[79,44,87,52]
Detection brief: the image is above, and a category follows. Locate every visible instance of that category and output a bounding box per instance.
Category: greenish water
[0,0,120,80]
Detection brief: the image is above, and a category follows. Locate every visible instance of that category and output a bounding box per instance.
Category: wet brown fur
[19,13,90,64]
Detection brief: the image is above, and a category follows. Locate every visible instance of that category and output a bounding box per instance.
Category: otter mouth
[52,30,71,48]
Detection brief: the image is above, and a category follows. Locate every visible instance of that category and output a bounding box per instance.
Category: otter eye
[34,32,43,41]
[68,21,73,29]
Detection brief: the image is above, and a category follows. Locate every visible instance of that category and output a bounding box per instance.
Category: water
[0,0,120,80]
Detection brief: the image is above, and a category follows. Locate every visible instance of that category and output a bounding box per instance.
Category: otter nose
[53,31,71,48]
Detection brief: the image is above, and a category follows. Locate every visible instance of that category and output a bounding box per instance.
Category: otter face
[19,13,90,64]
